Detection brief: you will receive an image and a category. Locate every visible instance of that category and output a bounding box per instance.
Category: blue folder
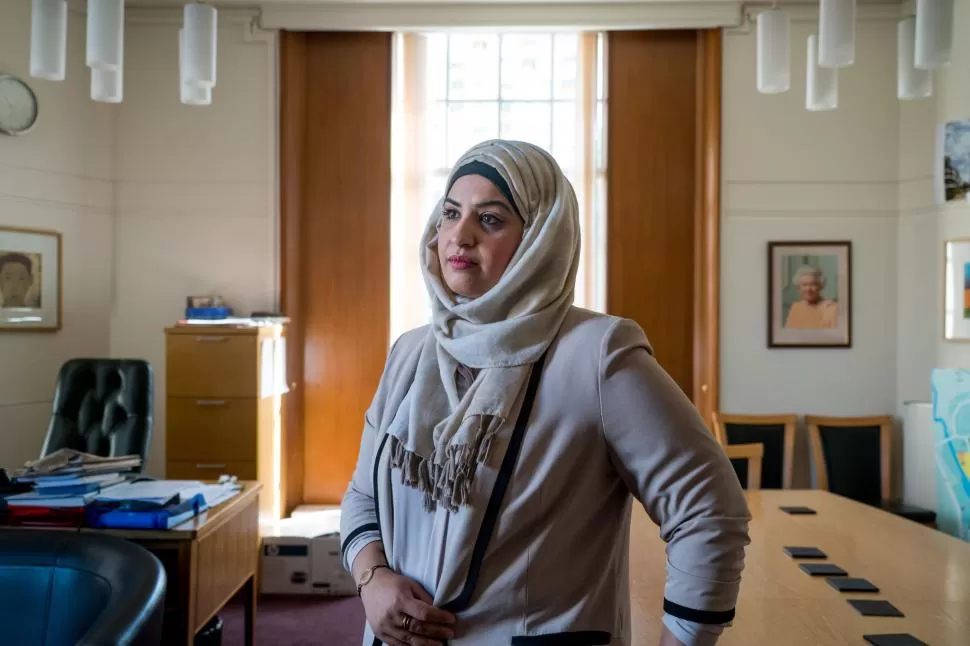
[86,493,207,530]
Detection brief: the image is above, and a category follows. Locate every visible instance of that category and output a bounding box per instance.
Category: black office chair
[806,414,937,527]
[40,359,153,470]
[0,530,166,646]
[712,412,797,490]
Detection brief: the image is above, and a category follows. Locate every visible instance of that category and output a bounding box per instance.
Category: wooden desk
[629,490,970,645]
[81,481,262,646]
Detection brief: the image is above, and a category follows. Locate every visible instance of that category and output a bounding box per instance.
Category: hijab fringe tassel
[388,415,501,513]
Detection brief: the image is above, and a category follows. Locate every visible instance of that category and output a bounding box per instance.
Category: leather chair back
[40,359,153,469]
[0,530,166,646]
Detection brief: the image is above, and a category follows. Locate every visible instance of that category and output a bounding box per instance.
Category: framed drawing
[943,238,970,341]
[768,241,851,348]
[0,226,62,332]
[938,119,970,204]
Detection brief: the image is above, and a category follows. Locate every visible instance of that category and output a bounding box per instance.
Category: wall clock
[0,74,39,136]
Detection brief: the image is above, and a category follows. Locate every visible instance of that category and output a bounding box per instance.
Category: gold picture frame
[0,226,62,332]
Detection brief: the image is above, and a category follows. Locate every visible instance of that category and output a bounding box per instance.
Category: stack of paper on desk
[5,451,141,509]
[87,480,241,530]
[15,449,141,478]
[94,480,241,508]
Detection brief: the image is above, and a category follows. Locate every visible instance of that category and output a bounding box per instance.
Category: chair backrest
[712,412,796,489]
[40,359,153,469]
[806,414,892,506]
[0,530,166,646]
[724,442,764,490]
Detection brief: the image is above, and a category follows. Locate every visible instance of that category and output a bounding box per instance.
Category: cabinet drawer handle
[196,463,227,470]
[196,399,226,407]
[196,336,228,343]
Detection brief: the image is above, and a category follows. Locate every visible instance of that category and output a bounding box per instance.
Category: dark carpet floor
[220,594,366,646]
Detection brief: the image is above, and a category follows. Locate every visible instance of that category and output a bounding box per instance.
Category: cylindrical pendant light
[915,0,954,69]
[898,17,932,100]
[818,0,856,68]
[757,9,791,94]
[807,35,838,111]
[91,67,123,103]
[30,0,68,81]
[179,29,212,106]
[183,3,218,89]
[86,0,125,71]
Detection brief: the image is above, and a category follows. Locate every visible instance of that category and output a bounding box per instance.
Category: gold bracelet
[356,564,389,596]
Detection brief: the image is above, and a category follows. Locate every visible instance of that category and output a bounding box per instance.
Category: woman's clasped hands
[360,567,457,646]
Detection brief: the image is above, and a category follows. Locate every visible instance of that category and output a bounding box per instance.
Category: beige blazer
[340,307,751,645]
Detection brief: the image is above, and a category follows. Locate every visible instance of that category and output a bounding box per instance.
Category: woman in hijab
[340,140,750,646]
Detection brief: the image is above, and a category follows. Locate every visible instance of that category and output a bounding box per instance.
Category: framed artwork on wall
[938,119,970,204]
[0,226,62,332]
[943,238,970,342]
[767,240,852,349]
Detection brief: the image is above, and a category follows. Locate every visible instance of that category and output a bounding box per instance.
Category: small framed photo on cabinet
[767,241,851,349]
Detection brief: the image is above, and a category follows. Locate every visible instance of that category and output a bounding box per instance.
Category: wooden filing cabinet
[164,323,287,522]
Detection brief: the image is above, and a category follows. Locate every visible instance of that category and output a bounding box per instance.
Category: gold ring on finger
[402,614,413,632]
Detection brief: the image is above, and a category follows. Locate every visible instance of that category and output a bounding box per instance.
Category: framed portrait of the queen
[0,226,62,332]
[767,241,852,348]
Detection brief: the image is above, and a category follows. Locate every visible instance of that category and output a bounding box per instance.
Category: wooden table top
[629,490,970,645]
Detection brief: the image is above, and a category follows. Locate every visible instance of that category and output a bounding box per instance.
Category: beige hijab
[386,139,580,512]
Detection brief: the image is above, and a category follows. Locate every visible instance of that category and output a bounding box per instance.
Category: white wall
[110,16,277,477]
[0,5,276,477]
[932,0,970,370]
[0,2,116,469]
[721,16,901,414]
[895,3,970,391]
[720,16,902,486]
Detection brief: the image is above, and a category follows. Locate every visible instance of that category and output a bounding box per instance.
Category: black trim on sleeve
[663,598,735,625]
[340,523,380,557]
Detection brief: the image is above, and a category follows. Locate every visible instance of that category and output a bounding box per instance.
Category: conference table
[628,490,970,645]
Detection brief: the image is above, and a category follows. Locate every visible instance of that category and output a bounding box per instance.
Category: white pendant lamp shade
[807,35,838,111]
[179,29,212,106]
[183,4,218,89]
[30,0,68,81]
[898,17,932,100]
[915,0,954,69]
[86,0,125,71]
[818,0,856,68]
[757,9,790,94]
[91,67,123,103]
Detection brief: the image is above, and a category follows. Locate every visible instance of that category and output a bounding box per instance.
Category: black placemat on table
[779,506,817,514]
[826,577,879,592]
[799,563,847,576]
[784,546,827,559]
[862,634,928,646]
[849,600,904,617]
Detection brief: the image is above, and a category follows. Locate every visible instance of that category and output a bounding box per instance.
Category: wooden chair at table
[723,443,764,491]
[712,413,796,490]
[806,414,937,527]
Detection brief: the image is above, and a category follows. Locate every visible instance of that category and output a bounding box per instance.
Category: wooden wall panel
[693,30,722,428]
[280,32,392,505]
[606,31,699,395]
[279,31,307,515]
